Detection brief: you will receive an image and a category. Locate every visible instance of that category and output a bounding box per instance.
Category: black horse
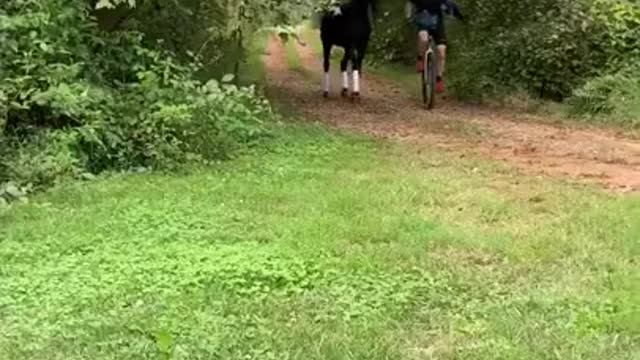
[320,0,376,99]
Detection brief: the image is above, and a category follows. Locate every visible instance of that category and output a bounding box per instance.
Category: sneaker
[436,77,445,93]
[416,58,424,73]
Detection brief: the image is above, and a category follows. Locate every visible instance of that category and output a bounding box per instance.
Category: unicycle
[421,35,437,109]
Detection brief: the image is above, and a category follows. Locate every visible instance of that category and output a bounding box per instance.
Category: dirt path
[264,37,640,193]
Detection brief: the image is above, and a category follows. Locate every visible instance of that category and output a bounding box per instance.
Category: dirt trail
[264,37,640,193]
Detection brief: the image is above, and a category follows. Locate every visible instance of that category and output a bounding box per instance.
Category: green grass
[284,37,304,73]
[1,123,638,359]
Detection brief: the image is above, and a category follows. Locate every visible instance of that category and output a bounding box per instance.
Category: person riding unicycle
[405,0,463,93]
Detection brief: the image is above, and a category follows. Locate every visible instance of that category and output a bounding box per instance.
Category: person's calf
[417,31,429,55]
[416,31,431,73]
[436,44,446,78]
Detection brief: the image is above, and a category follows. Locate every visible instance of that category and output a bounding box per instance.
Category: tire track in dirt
[264,37,640,193]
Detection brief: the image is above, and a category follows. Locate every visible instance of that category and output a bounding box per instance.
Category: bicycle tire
[421,58,428,107]
[427,51,437,110]
[421,49,436,110]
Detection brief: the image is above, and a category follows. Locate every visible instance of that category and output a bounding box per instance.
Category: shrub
[3,131,82,187]
[569,65,640,126]
[445,0,608,100]
[0,0,272,190]
[77,75,272,174]
[369,0,640,117]
[0,90,7,181]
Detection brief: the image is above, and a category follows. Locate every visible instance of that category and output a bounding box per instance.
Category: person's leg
[416,30,429,72]
[352,48,361,97]
[433,21,447,93]
[417,30,429,57]
[434,43,446,93]
[340,47,351,96]
[437,44,446,78]
[322,40,332,97]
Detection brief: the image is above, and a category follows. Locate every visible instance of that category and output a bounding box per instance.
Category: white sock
[353,70,360,93]
[323,72,330,92]
[342,71,349,89]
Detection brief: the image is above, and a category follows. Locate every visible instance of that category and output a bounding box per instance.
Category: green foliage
[95,0,136,9]
[0,181,30,207]
[564,1,640,122]
[444,0,639,99]
[569,64,640,126]
[370,0,640,121]
[101,0,315,80]
[367,2,414,64]
[0,0,274,191]
[0,93,8,183]
[3,131,81,187]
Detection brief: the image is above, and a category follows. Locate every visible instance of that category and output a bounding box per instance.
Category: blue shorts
[414,11,447,45]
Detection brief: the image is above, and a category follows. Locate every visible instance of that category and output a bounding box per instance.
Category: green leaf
[5,183,24,199]
[95,0,114,9]
[96,0,136,9]
[154,329,173,354]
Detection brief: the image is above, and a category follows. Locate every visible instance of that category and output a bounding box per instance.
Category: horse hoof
[351,92,360,102]
[341,88,349,98]
[323,91,329,98]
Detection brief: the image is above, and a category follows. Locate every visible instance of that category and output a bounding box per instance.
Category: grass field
[1,123,638,359]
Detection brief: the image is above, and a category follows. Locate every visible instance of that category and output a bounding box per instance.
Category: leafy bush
[0,90,7,182]
[0,0,273,191]
[95,0,312,81]
[3,131,82,187]
[445,0,640,100]
[369,5,415,64]
[369,0,640,120]
[569,65,640,126]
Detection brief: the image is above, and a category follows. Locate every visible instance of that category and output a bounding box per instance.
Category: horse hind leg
[357,40,368,79]
[322,41,332,98]
[340,48,351,98]
[351,48,362,102]
[351,40,369,102]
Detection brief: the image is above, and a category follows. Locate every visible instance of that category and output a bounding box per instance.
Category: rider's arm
[443,0,464,21]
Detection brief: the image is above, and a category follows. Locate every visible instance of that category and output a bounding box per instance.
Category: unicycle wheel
[421,50,436,109]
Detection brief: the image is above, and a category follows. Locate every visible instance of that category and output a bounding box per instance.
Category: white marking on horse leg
[353,70,360,94]
[342,71,349,90]
[323,72,330,93]
[341,71,349,97]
